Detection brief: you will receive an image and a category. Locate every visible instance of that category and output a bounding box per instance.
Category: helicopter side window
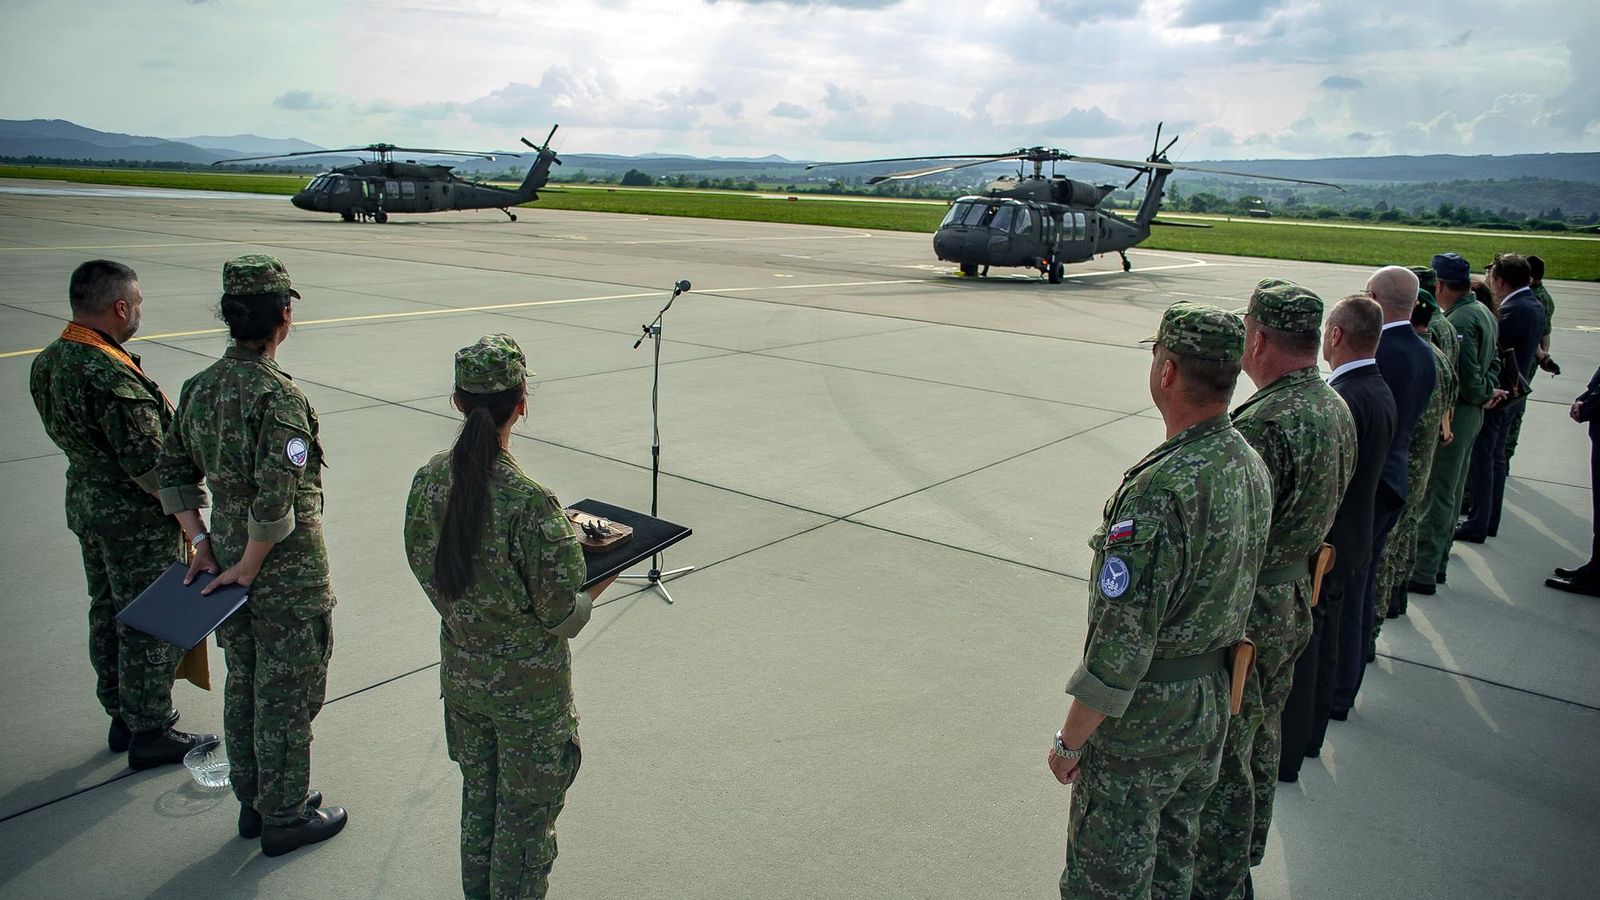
[401,181,416,200]
[1074,212,1087,241]
[329,177,350,196]
[385,181,400,199]
[1013,207,1034,236]
[989,205,1015,233]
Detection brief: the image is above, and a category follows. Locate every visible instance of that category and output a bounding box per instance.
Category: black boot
[239,790,324,839]
[109,709,179,753]
[127,726,218,770]
[261,806,348,857]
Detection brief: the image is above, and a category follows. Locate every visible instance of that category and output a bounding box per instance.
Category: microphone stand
[617,280,695,604]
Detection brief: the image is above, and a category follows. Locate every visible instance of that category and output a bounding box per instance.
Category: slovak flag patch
[1108,519,1135,543]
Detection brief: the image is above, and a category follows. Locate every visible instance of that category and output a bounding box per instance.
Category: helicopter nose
[290,192,311,210]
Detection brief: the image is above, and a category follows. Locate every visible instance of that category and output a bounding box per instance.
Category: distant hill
[177,134,324,157]
[0,119,225,164]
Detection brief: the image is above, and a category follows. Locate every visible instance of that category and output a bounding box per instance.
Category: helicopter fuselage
[287,151,558,223]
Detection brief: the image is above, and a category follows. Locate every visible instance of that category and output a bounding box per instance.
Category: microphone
[674,279,691,294]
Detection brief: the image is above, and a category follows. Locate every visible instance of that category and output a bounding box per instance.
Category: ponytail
[434,383,525,600]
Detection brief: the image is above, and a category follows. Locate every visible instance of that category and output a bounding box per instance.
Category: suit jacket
[1498,287,1548,395]
[1375,323,1437,510]
[1326,364,1397,582]
[1578,365,1600,438]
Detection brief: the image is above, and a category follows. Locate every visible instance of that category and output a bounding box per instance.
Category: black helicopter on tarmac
[807,125,1340,282]
[215,126,563,223]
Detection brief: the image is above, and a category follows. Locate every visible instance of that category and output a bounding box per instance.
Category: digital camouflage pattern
[1061,414,1271,899]
[1192,368,1356,899]
[223,254,300,298]
[158,343,335,825]
[456,333,530,395]
[158,346,333,620]
[31,330,183,731]
[1240,278,1323,333]
[1378,340,1458,621]
[219,606,332,825]
[1143,302,1246,362]
[1412,291,1500,586]
[1427,309,1459,373]
[404,450,589,899]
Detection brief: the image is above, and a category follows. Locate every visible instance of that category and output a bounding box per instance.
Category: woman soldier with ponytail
[403,334,612,899]
[158,255,344,856]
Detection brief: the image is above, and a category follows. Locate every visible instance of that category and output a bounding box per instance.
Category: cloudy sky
[3,0,1596,160]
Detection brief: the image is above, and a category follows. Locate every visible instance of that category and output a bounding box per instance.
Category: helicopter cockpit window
[940,201,971,228]
[961,203,988,226]
[306,176,327,192]
[989,204,1015,233]
[1012,207,1034,235]
[329,177,350,195]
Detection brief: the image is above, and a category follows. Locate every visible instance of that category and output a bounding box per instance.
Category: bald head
[1365,265,1420,322]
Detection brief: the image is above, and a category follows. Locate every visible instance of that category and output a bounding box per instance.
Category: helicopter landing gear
[1048,260,1064,284]
[500,208,518,222]
[375,210,389,224]
[340,210,356,222]
[1118,250,1131,272]
[959,262,978,277]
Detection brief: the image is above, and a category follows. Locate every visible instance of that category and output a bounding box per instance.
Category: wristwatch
[191,532,210,550]
[1053,731,1084,761]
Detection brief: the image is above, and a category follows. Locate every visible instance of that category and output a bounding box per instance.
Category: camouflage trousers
[1192,586,1313,900]
[217,603,333,826]
[1061,675,1229,899]
[445,705,581,900]
[77,529,185,732]
[1376,447,1441,631]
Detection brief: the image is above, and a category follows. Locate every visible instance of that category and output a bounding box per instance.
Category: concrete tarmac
[1,182,1597,899]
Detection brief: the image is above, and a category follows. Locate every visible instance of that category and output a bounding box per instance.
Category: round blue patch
[1099,556,1131,598]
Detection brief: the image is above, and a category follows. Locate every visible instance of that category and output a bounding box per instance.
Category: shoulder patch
[1099,556,1131,598]
[1107,519,1134,543]
[285,436,309,467]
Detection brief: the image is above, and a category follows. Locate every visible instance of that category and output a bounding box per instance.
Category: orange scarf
[60,322,142,374]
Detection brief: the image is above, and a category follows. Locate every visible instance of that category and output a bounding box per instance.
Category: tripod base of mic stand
[616,559,694,604]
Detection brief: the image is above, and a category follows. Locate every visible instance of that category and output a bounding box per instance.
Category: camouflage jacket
[1408,342,1457,493]
[30,328,174,537]
[1532,283,1555,337]
[1427,311,1459,373]
[1231,368,1356,585]
[1445,293,1499,406]
[158,346,333,619]
[1066,413,1271,724]
[404,450,588,745]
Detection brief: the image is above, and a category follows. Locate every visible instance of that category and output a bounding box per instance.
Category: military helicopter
[214,126,563,223]
[807,125,1339,282]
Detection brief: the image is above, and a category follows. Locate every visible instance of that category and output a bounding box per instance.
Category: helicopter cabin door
[1056,210,1095,262]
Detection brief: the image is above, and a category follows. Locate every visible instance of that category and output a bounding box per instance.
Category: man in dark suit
[1281,295,1396,777]
[1459,254,1549,542]
[1547,366,1600,597]
[1333,267,1435,716]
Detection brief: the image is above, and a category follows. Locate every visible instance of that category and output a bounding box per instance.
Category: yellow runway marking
[0,278,926,359]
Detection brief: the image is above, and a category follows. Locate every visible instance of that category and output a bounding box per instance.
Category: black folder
[568,499,692,589]
[116,562,250,651]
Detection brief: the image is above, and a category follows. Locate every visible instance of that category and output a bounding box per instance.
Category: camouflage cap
[1238,278,1323,333]
[1142,301,1245,362]
[1416,287,1438,310]
[1408,265,1438,294]
[222,254,300,298]
[455,333,528,394]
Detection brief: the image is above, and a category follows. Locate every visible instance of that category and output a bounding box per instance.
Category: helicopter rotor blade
[1122,170,1146,190]
[1155,162,1345,191]
[381,147,515,160]
[1151,122,1163,161]
[212,147,375,165]
[805,152,1020,171]
[1160,134,1181,157]
[865,156,1023,184]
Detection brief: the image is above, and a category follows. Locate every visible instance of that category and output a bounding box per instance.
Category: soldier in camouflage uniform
[404,334,612,899]
[1191,282,1356,900]
[1378,299,1459,620]
[1049,303,1271,900]
[1411,266,1459,370]
[158,255,345,857]
[29,259,217,767]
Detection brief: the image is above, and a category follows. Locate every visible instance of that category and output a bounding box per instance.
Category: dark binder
[567,499,692,589]
[115,562,250,651]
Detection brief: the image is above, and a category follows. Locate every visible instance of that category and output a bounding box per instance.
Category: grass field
[5,164,1597,280]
